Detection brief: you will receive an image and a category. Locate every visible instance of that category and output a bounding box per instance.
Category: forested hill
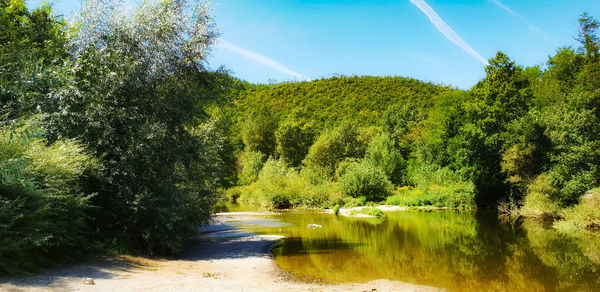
[234,76,455,125]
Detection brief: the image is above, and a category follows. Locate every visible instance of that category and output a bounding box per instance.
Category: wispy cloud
[409,0,488,65]
[219,40,310,81]
[490,0,547,37]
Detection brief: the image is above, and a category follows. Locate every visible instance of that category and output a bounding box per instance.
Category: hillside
[234,75,455,125]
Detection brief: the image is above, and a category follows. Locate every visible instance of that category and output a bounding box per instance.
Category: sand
[0,213,436,292]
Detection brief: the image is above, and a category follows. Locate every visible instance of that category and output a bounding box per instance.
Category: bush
[520,174,561,218]
[559,188,600,230]
[364,134,405,185]
[340,163,393,202]
[304,122,361,179]
[384,162,476,208]
[231,159,344,209]
[333,204,341,215]
[348,207,385,217]
[238,151,265,185]
[0,127,97,274]
[385,188,474,208]
[275,114,316,167]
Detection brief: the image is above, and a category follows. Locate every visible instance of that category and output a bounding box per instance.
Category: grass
[347,207,385,217]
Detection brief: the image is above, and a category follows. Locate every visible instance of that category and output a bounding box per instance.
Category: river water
[230,208,600,291]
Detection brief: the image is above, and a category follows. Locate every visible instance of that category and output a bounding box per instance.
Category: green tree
[364,134,405,185]
[43,0,221,253]
[304,122,361,180]
[380,103,426,156]
[0,0,66,121]
[448,52,532,207]
[275,113,316,167]
[241,105,278,156]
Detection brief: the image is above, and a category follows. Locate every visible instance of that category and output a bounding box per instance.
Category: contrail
[491,0,547,37]
[219,40,311,81]
[409,0,488,65]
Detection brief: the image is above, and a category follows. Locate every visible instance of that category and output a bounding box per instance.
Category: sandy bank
[0,212,435,292]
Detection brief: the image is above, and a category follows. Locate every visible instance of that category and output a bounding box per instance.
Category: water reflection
[240,210,600,291]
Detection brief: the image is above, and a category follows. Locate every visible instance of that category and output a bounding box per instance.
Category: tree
[0,0,66,121]
[43,0,221,253]
[275,112,316,167]
[304,122,361,180]
[241,105,278,156]
[450,52,532,207]
[380,103,426,156]
[364,134,405,185]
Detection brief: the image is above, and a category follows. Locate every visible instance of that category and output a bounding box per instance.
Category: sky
[28,0,600,89]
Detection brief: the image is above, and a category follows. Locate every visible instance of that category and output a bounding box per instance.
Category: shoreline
[0,212,435,292]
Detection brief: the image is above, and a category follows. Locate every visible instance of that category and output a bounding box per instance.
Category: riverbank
[0,212,435,292]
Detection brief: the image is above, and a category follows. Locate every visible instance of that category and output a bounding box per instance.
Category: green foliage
[334,157,361,180]
[0,126,97,274]
[238,151,265,185]
[340,163,393,202]
[275,113,316,167]
[0,0,67,121]
[41,0,221,254]
[560,189,600,229]
[304,122,362,179]
[347,207,385,217]
[364,134,406,185]
[380,103,426,155]
[241,106,278,156]
[386,162,476,208]
[520,174,561,218]
[234,75,451,127]
[333,204,341,215]
[234,158,341,209]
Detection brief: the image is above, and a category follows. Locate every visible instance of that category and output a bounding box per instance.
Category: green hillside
[234,75,455,125]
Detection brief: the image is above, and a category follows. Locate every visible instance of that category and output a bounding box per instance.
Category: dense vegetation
[0,0,231,274]
[1,0,599,275]
[228,14,600,232]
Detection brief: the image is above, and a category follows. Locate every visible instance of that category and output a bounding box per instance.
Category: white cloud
[491,0,547,37]
[219,40,311,81]
[409,0,488,65]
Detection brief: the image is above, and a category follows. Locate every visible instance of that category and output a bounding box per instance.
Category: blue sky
[29,0,600,89]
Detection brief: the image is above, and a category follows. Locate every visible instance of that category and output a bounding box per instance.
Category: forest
[1,0,599,275]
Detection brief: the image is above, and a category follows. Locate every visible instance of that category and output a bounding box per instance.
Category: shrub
[340,163,393,202]
[0,127,97,274]
[347,207,385,217]
[304,122,361,179]
[333,204,341,215]
[559,188,600,230]
[364,134,405,185]
[520,174,561,218]
[275,114,316,167]
[384,162,476,208]
[238,151,265,185]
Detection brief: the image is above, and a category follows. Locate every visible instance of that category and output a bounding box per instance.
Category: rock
[83,278,95,285]
[307,224,322,229]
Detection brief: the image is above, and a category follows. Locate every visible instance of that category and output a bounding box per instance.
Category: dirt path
[0,213,436,292]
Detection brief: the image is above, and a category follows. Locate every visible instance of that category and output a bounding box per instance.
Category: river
[228,207,600,291]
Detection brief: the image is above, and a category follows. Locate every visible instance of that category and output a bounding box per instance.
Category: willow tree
[43,0,221,253]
